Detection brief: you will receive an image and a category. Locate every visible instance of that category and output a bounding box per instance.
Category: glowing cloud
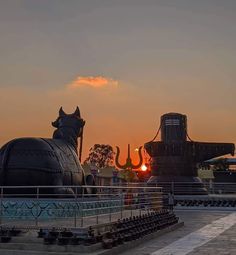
[67,76,118,89]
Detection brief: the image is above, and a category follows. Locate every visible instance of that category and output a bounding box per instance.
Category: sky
[0,0,236,163]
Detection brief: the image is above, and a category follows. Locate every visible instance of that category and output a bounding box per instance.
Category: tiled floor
[120,210,236,255]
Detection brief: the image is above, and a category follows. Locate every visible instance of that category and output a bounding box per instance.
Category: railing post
[120,192,123,219]
[96,207,99,225]
[74,187,78,228]
[0,187,3,225]
[81,187,84,227]
[209,179,213,194]
[130,188,133,218]
[139,189,142,217]
[109,188,112,223]
[96,191,99,225]
[171,181,174,194]
[36,187,39,227]
[212,180,215,194]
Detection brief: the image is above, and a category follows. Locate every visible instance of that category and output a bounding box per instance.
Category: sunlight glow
[141,164,147,171]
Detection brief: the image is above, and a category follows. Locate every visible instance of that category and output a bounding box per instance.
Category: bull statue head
[52,106,85,140]
[52,106,85,133]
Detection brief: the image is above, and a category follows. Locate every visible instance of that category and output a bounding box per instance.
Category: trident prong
[115,144,143,170]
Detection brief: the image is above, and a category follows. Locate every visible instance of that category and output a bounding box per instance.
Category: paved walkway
[120,210,236,255]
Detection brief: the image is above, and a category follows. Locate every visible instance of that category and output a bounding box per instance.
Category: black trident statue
[115,144,143,170]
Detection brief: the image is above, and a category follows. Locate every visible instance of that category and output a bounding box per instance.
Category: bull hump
[4,138,80,173]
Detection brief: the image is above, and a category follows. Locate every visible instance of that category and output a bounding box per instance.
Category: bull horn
[59,107,66,117]
[73,106,81,117]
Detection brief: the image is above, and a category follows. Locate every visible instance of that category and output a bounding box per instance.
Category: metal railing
[133,181,236,196]
[0,185,163,229]
[204,182,236,195]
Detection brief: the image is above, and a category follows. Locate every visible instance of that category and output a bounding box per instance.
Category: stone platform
[0,222,183,255]
[0,208,183,255]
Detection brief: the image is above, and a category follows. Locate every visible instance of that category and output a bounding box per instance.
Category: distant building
[198,160,236,183]
[82,163,126,186]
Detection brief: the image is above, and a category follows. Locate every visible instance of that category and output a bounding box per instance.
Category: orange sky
[0,81,235,164]
[0,1,236,163]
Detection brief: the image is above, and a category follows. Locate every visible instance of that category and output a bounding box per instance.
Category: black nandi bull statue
[0,107,95,196]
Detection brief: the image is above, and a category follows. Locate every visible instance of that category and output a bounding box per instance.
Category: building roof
[205,158,236,165]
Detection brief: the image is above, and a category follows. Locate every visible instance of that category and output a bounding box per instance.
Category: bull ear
[59,107,66,117]
[73,106,81,117]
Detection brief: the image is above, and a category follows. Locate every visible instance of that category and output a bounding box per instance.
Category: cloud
[67,76,118,89]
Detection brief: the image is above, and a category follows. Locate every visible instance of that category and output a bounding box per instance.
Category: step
[8,236,42,244]
[0,249,87,255]
[0,241,101,253]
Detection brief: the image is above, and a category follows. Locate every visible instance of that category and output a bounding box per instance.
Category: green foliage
[84,144,115,169]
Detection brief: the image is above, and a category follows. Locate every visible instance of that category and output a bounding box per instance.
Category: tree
[84,144,115,169]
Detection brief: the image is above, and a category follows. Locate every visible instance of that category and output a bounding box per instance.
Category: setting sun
[141,164,148,172]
